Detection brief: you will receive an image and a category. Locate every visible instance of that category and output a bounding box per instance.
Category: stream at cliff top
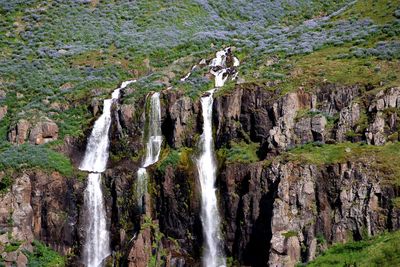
[136,92,163,212]
[80,80,135,267]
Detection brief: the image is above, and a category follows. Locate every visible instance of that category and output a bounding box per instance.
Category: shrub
[25,240,65,267]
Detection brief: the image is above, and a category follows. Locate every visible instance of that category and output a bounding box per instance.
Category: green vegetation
[282,231,298,238]
[306,231,400,267]
[218,141,260,164]
[285,142,400,185]
[0,143,73,177]
[0,173,13,194]
[335,0,399,25]
[4,241,21,253]
[25,240,65,267]
[141,216,167,267]
[156,147,193,174]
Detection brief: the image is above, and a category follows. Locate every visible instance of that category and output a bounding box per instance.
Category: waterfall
[80,80,135,267]
[197,89,225,267]
[136,92,163,211]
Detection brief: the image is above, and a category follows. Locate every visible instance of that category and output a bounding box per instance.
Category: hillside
[0,0,400,266]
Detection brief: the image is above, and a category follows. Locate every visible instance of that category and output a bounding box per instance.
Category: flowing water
[80,80,135,267]
[197,89,226,267]
[136,92,163,211]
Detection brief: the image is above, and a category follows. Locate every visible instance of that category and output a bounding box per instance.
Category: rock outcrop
[8,118,59,145]
[0,171,83,265]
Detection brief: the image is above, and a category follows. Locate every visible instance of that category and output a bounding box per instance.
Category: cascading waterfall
[197,47,240,267]
[80,80,135,267]
[197,89,225,267]
[136,92,163,211]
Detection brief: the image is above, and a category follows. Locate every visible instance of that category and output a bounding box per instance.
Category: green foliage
[140,216,167,267]
[307,231,400,267]
[282,231,298,238]
[156,147,192,174]
[0,143,73,177]
[316,233,327,245]
[25,240,65,267]
[218,141,260,164]
[285,142,400,185]
[4,241,21,253]
[0,174,12,194]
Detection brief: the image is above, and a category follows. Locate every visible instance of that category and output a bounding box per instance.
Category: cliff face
[0,171,83,266]
[1,83,399,267]
[220,161,398,266]
[105,83,400,266]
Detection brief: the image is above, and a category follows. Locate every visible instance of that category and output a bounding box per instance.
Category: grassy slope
[305,231,400,267]
[285,142,400,185]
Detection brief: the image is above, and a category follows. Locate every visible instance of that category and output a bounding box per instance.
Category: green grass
[4,241,21,253]
[25,240,65,267]
[0,143,73,177]
[334,0,399,25]
[306,231,400,267]
[156,147,193,174]
[285,142,400,185]
[218,141,260,164]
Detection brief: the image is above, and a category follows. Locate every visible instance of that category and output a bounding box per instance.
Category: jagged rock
[369,87,400,112]
[336,102,360,141]
[119,104,135,131]
[317,85,361,115]
[294,117,313,144]
[311,115,327,142]
[366,112,386,145]
[127,228,152,267]
[0,106,7,121]
[162,91,199,148]
[217,160,397,267]
[91,98,102,116]
[8,119,30,144]
[0,171,82,260]
[29,119,59,145]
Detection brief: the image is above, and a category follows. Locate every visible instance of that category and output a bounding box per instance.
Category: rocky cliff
[104,83,400,266]
[1,82,399,267]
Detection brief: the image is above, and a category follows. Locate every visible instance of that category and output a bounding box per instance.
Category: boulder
[29,119,59,145]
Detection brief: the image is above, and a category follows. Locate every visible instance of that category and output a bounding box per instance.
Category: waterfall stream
[197,47,239,267]
[136,92,163,211]
[80,80,135,267]
[197,89,226,267]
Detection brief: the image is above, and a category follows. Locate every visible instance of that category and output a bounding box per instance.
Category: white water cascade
[210,48,240,87]
[136,92,163,211]
[197,89,225,267]
[80,80,135,267]
[197,47,240,267]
